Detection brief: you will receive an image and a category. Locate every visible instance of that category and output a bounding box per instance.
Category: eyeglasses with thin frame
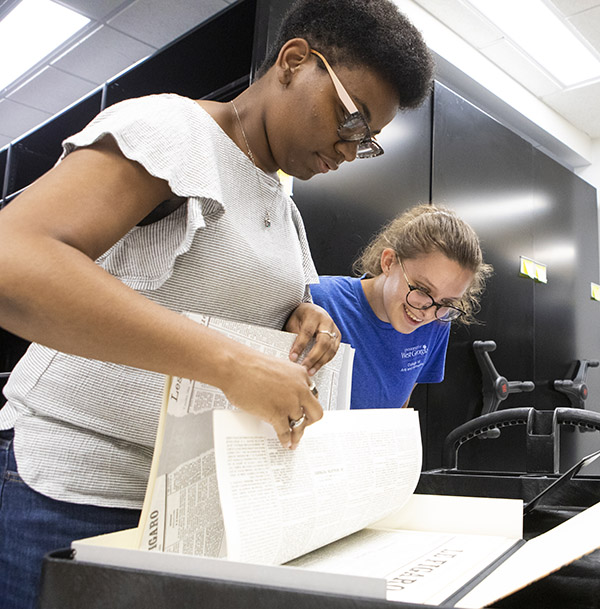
[310,49,384,159]
[398,257,466,322]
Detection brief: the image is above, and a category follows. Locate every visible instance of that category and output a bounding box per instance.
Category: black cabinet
[4,91,103,201]
[426,83,537,471]
[0,146,7,202]
[532,151,600,469]
[426,83,599,472]
[105,0,256,107]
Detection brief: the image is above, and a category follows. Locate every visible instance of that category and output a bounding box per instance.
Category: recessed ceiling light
[464,0,600,88]
[0,0,90,92]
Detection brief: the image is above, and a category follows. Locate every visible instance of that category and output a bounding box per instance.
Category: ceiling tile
[55,0,137,21]
[567,6,600,50]
[108,0,229,48]
[410,0,504,48]
[0,99,51,139]
[548,0,600,18]
[543,81,600,138]
[480,40,561,98]
[51,25,156,84]
[1,0,599,160]
[7,67,98,114]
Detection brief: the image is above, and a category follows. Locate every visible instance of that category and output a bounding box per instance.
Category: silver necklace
[230,100,271,228]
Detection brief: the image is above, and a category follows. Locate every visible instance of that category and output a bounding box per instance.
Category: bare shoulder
[0,136,174,260]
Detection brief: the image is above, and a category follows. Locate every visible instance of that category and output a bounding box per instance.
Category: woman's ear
[380,248,397,276]
[275,38,312,85]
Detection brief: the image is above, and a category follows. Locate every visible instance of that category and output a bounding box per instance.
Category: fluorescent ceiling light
[464,0,600,88]
[0,0,90,92]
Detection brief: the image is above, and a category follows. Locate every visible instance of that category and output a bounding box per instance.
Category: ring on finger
[308,380,318,397]
[289,412,306,430]
[318,329,337,339]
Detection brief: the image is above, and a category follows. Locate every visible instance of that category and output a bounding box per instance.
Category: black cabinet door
[0,147,7,203]
[532,151,600,471]
[428,82,600,473]
[427,83,536,471]
[105,0,256,107]
[3,91,103,201]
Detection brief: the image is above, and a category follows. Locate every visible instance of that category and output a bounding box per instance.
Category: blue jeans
[0,429,141,609]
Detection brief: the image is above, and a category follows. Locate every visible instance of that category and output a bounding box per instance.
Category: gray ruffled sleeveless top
[1,94,318,508]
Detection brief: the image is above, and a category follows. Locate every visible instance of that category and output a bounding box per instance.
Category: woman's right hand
[222,351,323,450]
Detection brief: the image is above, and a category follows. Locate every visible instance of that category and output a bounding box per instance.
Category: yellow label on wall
[519,256,547,283]
[519,257,536,279]
[534,263,547,284]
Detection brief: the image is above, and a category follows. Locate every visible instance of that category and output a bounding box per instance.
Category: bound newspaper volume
[72,313,600,608]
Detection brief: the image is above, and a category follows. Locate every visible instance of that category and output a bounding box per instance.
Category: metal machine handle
[553,359,599,409]
[472,340,534,438]
[473,341,535,416]
[442,407,600,474]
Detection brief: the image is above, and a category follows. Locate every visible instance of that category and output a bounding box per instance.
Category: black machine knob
[554,359,599,409]
[473,340,535,438]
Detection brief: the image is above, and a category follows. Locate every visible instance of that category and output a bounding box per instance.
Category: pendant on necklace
[264,212,271,228]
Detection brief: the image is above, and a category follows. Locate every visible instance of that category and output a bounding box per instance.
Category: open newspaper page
[287,526,519,605]
[139,313,354,554]
[213,408,423,565]
[284,493,524,604]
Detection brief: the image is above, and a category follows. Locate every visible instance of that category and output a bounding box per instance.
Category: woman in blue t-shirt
[311,204,492,410]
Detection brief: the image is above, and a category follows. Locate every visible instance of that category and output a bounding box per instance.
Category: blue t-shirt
[311,276,451,410]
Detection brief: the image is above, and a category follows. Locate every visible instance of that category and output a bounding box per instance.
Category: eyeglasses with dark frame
[310,49,384,159]
[398,257,466,322]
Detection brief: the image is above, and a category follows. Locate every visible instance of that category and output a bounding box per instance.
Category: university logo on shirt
[400,344,429,373]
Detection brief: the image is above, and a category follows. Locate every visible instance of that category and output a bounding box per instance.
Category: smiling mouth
[404,304,423,323]
[317,154,338,173]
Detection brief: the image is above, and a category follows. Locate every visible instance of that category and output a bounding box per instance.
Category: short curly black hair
[258,0,435,109]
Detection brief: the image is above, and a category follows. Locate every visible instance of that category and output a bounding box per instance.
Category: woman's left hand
[285,303,341,376]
